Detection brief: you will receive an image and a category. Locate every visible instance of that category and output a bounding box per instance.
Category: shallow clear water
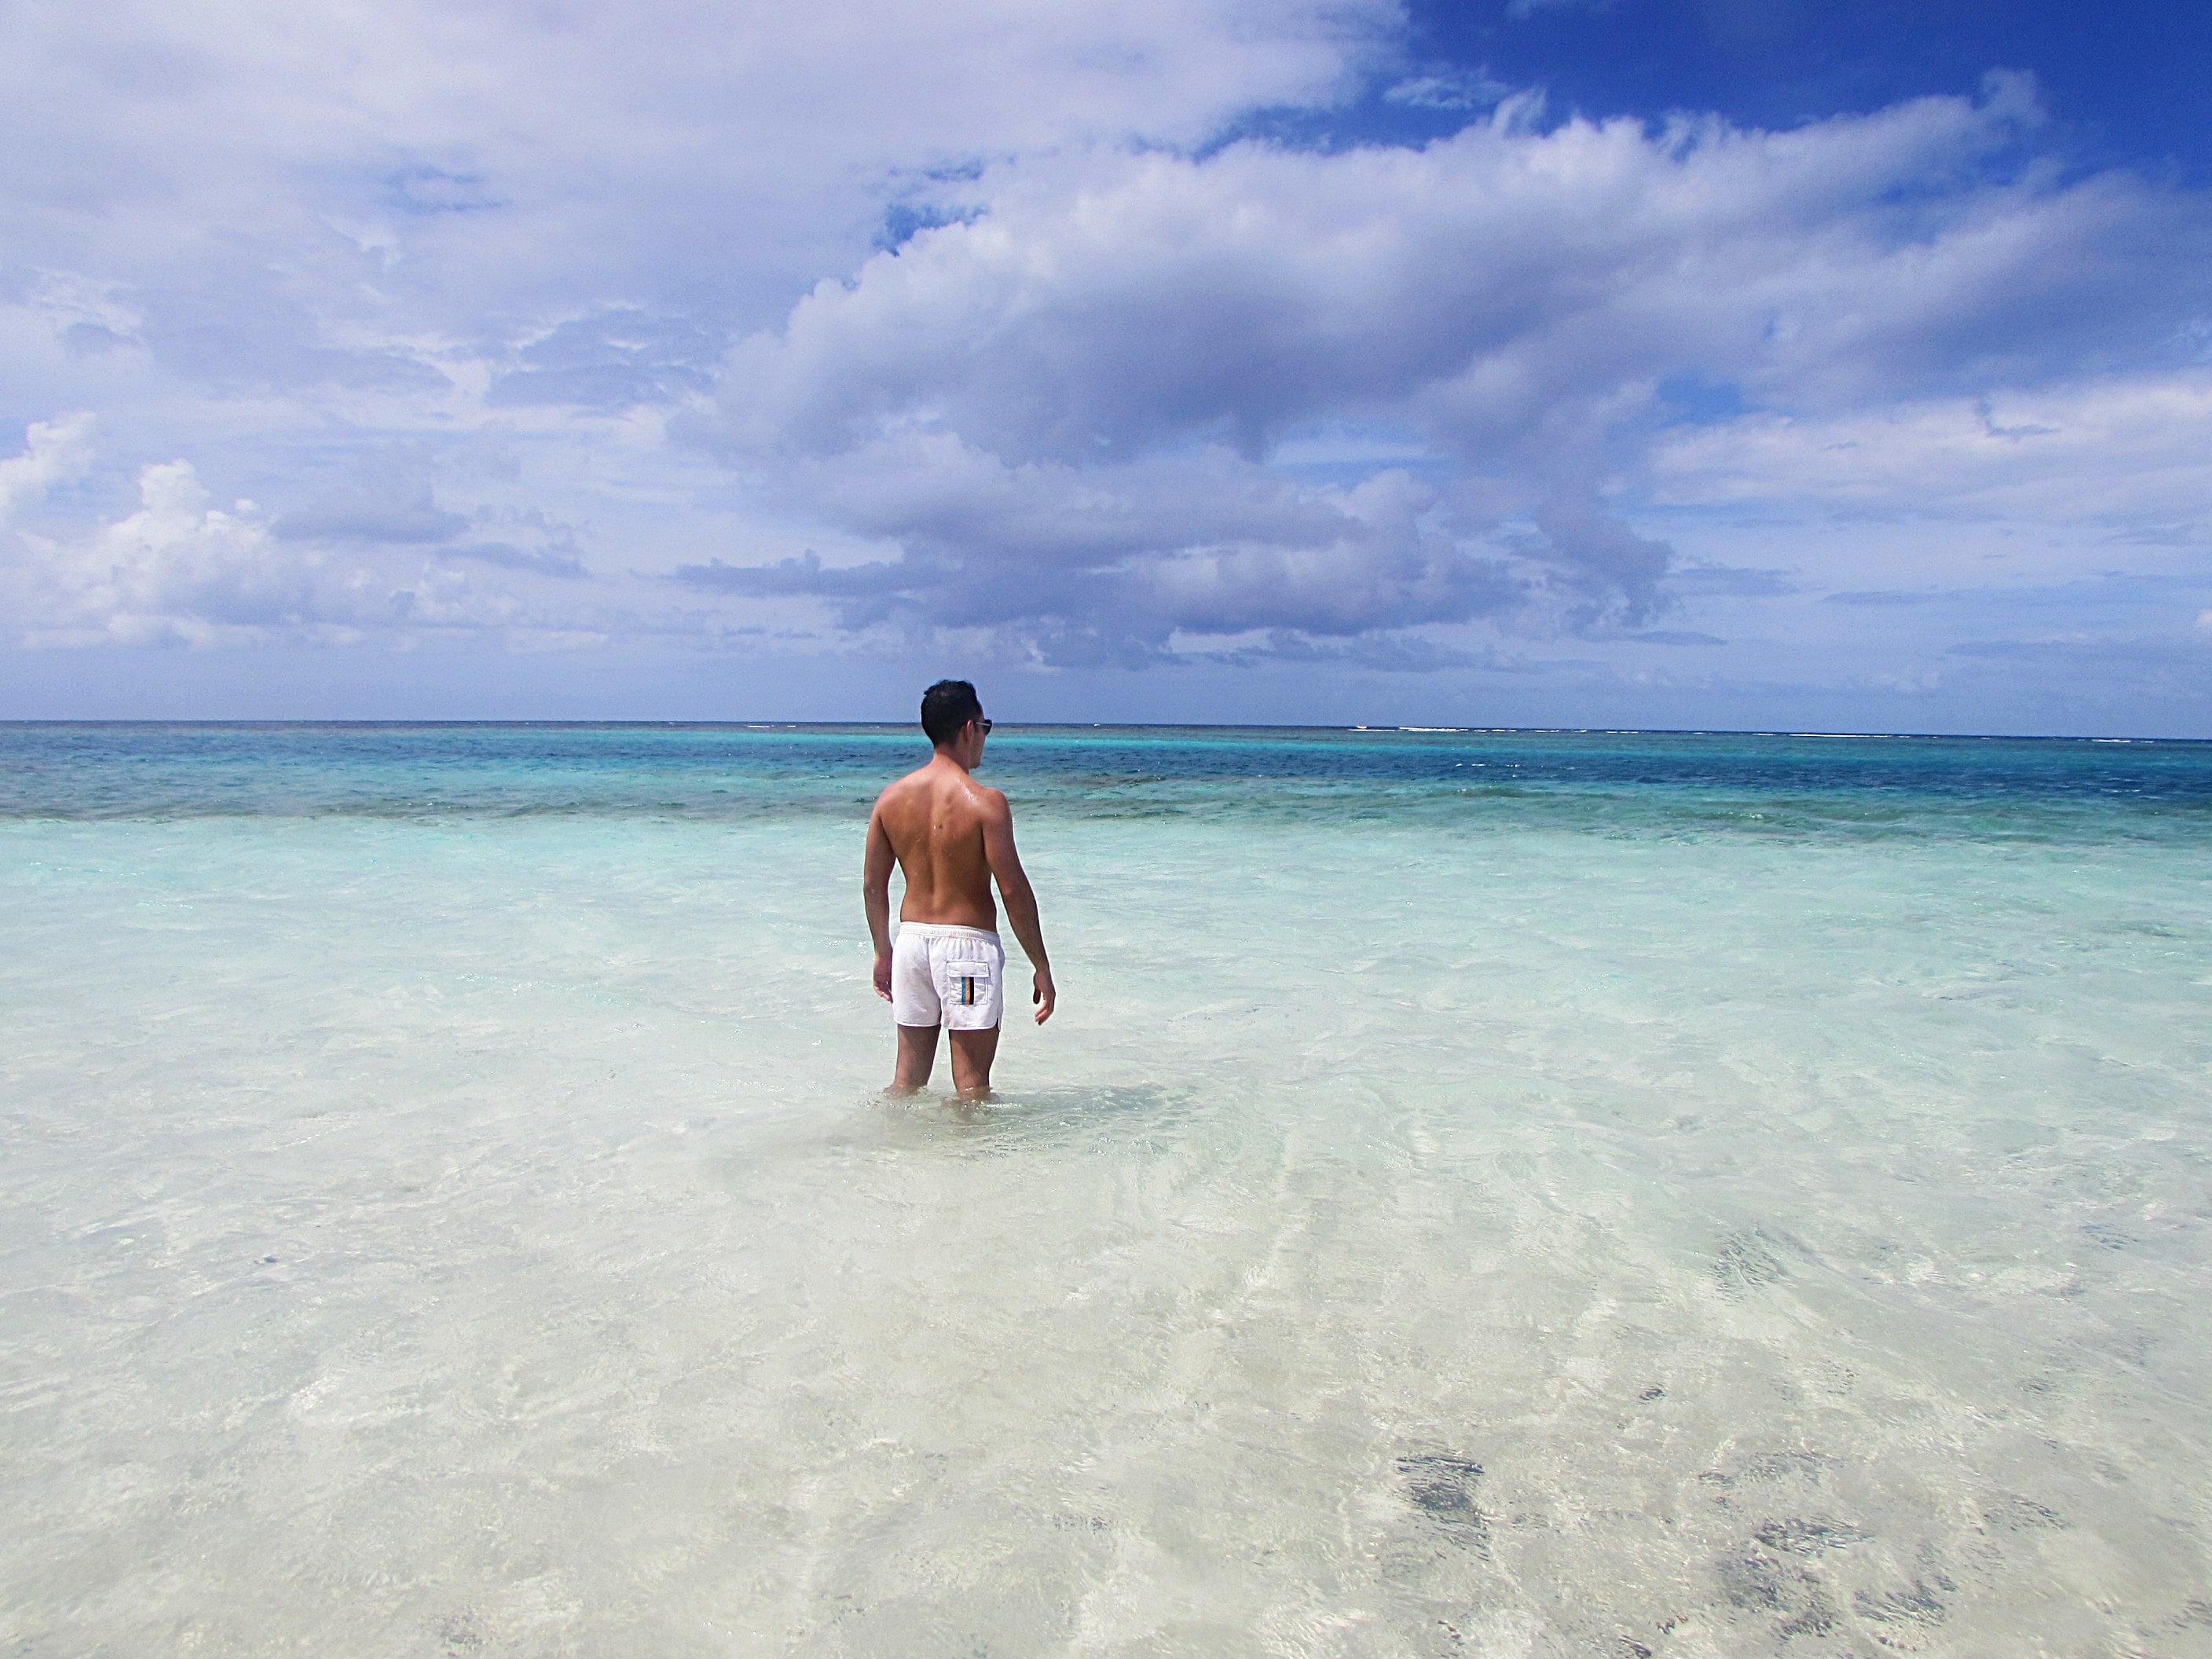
[3,724,2210,1657]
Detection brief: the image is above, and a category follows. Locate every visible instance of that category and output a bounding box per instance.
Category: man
[863,679,1056,1099]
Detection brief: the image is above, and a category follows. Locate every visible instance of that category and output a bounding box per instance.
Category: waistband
[895,921,1001,942]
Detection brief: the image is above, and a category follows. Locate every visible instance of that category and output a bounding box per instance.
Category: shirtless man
[863,679,1056,1099]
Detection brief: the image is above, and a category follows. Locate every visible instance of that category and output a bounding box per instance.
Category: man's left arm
[862,804,896,1002]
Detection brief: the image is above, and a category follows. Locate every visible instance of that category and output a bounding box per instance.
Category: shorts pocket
[942,959,996,1009]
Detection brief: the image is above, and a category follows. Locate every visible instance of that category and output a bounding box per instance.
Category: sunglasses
[976,717,994,734]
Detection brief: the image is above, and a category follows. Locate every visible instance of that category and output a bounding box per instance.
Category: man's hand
[873,949,894,1003]
[1033,967,1056,1024]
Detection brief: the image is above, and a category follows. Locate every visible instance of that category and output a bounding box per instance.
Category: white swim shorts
[890,923,1005,1031]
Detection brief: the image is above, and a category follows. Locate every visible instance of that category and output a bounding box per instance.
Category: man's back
[873,758,1002,930]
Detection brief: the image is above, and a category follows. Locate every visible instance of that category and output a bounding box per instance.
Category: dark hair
[920,679,983,745]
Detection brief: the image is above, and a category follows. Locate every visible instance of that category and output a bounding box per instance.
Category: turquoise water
[4,725,2210,1656]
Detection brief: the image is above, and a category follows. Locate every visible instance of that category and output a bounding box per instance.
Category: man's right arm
[862,803,896,1004]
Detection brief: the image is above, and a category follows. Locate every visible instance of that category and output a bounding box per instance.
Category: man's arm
[862,803,897,1003]
[980,791,1055,1024]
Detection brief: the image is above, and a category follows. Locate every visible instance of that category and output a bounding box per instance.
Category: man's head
[920,679,989,754]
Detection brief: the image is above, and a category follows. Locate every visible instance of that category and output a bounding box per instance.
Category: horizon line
[0,719,2202,744]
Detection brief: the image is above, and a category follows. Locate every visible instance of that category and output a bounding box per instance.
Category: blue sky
[1,0,2208,731]
[1402,0,2211,176]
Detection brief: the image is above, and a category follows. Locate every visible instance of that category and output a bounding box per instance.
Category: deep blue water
[2,722,2208,840]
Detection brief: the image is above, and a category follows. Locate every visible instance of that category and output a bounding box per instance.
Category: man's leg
[947,1024,1000,1101]
[892,1024,939,1093]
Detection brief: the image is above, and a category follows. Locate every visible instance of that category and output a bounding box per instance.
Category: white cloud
[0,423,608,647]
[0,0,1430,673]
[698,80,2208,656]
[2,0,2210,724]
[0,0,1397,381]
[9,458,330,647]
[1650,372,2212,524]
[273,443,471,544]
[677,441,1521,659]
[1382,68,1510,111]
[0,412,94,525]
[729,77,2161,471]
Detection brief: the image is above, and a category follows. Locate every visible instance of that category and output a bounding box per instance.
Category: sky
[2,0,2209,732]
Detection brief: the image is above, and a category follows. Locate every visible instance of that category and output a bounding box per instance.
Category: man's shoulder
[939,775,1007,826]
[873,765,934,804]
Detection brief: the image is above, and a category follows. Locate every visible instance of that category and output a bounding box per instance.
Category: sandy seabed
[4,739,2210,1656]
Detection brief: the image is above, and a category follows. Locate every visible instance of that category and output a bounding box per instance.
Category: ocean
[3,723,2209,1657]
